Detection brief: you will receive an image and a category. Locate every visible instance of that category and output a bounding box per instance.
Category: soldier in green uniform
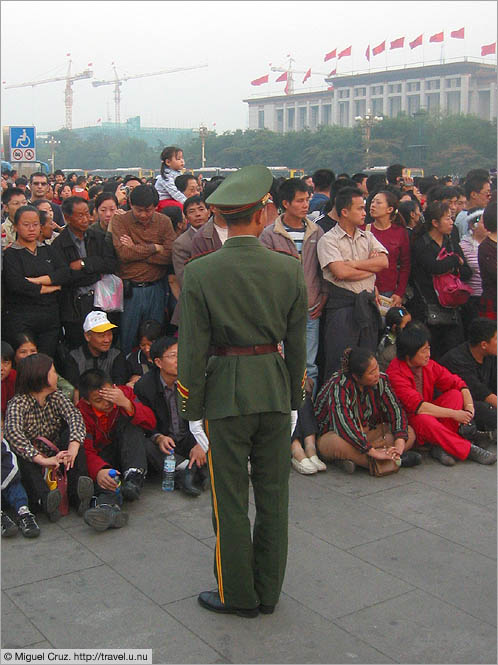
[177,165,308,618]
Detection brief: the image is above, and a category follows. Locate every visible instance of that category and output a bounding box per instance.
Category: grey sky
[1,0,496,134]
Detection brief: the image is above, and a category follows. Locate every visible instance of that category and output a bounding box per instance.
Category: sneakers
[291,457,317,475]
[84,504,129,532]
[430,446,456,466]
[467,444,497,465]
[121,468,145,502]
[17,509,40,538]
[308,455,327,472]
[77,476,94,516]
[400,451,422,467]
[42,488,62,521]
[335,459,356,474]
[1,511,18,538]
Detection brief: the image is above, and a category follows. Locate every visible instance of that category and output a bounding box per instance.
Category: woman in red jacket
[387,323,496,466]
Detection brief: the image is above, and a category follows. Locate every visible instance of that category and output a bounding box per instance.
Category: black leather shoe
[467,444,497,465]
[198,591,259,618]
[259,604,275,614]
[400,451,422,467]
[196,465,210,491]
[430,446,456,466]
[176,467,201,497]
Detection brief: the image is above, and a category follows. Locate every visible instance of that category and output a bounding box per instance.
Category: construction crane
[4,59,93,130]
[92,63,208,124]
[271,56,332,95]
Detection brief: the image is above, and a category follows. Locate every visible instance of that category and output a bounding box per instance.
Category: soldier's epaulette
[270,248,300,260]
[185,249,216,265]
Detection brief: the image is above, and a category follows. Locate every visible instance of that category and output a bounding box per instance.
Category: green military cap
[205,164,273,220]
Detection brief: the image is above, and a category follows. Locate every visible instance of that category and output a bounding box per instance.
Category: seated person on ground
[1,439,40,538]
[77,368,157,532]
[134,336,209,497]
[126,319,162,387]
[1,342,16,421]
[387,323,497,467]
[376,306,412,373]
[290,378,327,475]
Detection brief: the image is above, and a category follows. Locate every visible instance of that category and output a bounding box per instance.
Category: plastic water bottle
[162,454,176,491]
[108,469,122,501]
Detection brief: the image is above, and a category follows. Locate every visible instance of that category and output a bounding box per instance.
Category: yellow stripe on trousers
[205,420,224,604]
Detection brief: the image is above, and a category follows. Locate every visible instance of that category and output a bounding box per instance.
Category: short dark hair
[1,341,14,363]
[482,200,496,233]
[398,200,420,226]
[312,169,335,192]
[15,176,28,187]
[279,178,310,206]
[54,169,64,177]
[88,184,104,200]
[202,178,224,202]
[464,174,489,200]
[426,185,460,204]
[386,164,404,184]
[418,176,438,195]
[413,200,451,239]
[174,174,197,194]
[150,336,177,361]
[396,323,431,360]
[29,172,48,184]
[366,173,387,194]
[14,205,39,225]
[352,173,367,184]
[160,205,183,230]
[468,318,497,346]
[335,187,363,218]
[130,184,159,208]
[183,194,205,215]
[123,174,141,186]
[79,368,112,399]
[138,319,162,343]
[95,192,118,211]
[61,196,89,218]
[76,176,86,185]
[2,187,25,205]
[15,353,53,395]
[384,306,410,333]
[12,331,37,354]
[340,346,375,377]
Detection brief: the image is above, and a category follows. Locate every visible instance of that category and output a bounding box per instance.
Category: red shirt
[367,223,410,297]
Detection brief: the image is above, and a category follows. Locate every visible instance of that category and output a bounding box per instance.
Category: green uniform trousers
[206,411,291,609]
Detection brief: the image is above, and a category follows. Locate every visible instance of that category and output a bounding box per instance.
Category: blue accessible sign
[9,126,36,161]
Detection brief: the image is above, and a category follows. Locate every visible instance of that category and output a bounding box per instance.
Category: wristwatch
[80,260,86,268]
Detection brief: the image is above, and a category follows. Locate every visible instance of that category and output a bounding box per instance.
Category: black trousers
[3,307,60,360]
[17,440,88,511]
[474,401,497,432]
[93,418,148,505]
[291,395,318,444]
[144,430,198,475]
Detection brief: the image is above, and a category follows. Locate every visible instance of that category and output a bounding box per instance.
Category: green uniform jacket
[177,236,308,420]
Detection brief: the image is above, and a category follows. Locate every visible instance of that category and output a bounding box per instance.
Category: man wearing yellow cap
[177,165,308,617]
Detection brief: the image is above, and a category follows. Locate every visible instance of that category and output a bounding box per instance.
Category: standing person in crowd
[62,312,129,399]
[4,353,94,520]
[308,169,335,215]
[134,337,208,497]
[117,175,146,213]
[260,178,327,394]
[377,306,412,372]
[178,166,307,618]
[317,187,388,380]
[387,323,496,466]
[352,173,368,196]
[77,368,157,531]
[314,347,419,474]
[460,212,488,330]
[386,164,405,187]
[111,185,176,355]
[315,178,359,234]
[90,192,119,238]
[51,196,118,350]
[190,179,227,256]
[398,199,422,235]
[72,176,89,200]
[2,206,67,359]
[32,199,58,245]
[368,190,410,307]
[409,201,471,360]
[455,171,491,238]
[1,187,27,246]
[126,319,162,387]
[28,172,65,230]
[155,146,186,212]
[478,199,497,320]
[441,318,497,438]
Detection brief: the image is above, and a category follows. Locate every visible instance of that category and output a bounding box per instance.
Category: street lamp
[355,109,383,169]
[42,135,61,172]
[198,124,208,168]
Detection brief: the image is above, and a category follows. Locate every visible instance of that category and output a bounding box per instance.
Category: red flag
[97,118,102,123]
[410,34,423,49]
[276,72,287,82]
[390,37,405,50]
[328,68,337,76]
[327,85,334,91]
[284,79,290,95]
[251,74,269,86]
[324,48,336,61]
[451,28,465,39]
[430,31,444,43]
[87,62,93,67]
[365,45,370,62]
[482,42,496,56]
[302,68,311,83]
[338,45,352,59]
[66,53,71,56]
[373,41,385,56]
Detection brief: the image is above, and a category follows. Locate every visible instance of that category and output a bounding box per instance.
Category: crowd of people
[1,150,496,541]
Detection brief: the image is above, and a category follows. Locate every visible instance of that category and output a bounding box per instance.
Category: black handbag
[425,302,459,326]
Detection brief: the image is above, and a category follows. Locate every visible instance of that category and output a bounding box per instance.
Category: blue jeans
[306,314,320,397]
[120,281,165,355]
[2,479,29,513]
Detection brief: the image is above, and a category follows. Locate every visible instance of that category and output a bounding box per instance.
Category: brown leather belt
[212,344,278,357]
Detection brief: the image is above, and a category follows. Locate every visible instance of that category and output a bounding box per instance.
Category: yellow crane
[4,58,93,130]
[92,63,208,124]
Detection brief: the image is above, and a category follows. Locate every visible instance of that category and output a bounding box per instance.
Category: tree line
[38,113,496,176]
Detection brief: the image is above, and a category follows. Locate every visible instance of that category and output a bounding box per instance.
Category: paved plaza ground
[2,447,497,664]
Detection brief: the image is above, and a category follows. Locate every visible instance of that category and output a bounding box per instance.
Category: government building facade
[244,59,497,133]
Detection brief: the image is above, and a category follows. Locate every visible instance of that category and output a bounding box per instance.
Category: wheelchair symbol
[15,129,31,148]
